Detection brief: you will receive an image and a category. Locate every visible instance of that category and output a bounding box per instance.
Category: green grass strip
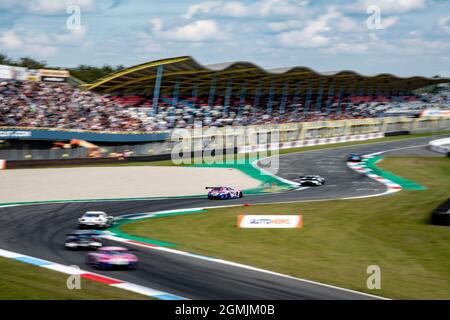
[364,156,427,190]
[190,158,294,195]
[109,210,207,247]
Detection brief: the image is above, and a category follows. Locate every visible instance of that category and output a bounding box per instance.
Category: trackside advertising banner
[237,215,303,229]
[421,109,450,117]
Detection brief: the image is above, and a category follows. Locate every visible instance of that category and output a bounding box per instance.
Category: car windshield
[84,213,101,218]
[303,176,317,180]
[211,187,223,191]
[103,250,127,255]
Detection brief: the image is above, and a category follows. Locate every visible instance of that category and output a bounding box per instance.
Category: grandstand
[1,57,450,162]
[1,56,449,134]
[86,56,449,127]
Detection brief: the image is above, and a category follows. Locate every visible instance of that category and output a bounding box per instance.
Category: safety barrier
[0,127,169,142]
[429,138,450,156]
[431,198,450,226]
[239,133,384,153]
[0,116,449,161]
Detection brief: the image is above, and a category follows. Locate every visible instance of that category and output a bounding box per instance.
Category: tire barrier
[431,198,450,226]
[384,131,410,136]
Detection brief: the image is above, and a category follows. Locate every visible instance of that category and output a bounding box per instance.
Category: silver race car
[65,230,103,250]
[299,175,326,186]
[78,211,114,229]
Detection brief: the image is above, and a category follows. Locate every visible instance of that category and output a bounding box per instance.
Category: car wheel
[128,262,138,270]
[239,192,243,198]
[226,194,231,200]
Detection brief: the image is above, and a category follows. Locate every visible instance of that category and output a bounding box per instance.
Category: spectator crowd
[1,80,449,132]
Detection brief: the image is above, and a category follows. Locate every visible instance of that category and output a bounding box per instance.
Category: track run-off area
[0,134,448,300]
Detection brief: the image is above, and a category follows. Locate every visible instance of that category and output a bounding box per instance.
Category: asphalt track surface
[0,135,448,300]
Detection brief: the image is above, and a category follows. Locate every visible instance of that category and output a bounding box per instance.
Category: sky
[0,0,449,77]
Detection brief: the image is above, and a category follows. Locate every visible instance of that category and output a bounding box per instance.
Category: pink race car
[86,246,138,270]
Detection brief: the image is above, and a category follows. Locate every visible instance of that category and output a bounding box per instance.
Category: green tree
[17,57,47,69]
[0,53,15,66]
[68,64,125,83]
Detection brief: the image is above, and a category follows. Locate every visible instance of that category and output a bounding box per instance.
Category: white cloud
[0,30,23,49]
[276,8,339,48]
[356,0,427,14]
[402,38,450,52]
[150,19,231,42]
[53,26,88,44]
[0,0,97,13]
[439,16,450,34]
[135,32,163,53]
[380,16,399,29]
[336,16,362,32]
[268,20,301,32]
[330,42,369,53]
[0,30,58,57]
[26,44,59,57]
[0,26,89,58]
[185,0,309,19]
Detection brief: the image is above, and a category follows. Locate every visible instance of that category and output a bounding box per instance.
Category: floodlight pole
[192,83,198,107]
[152,64,163,116]
[346,85,354,115]
[280,81,289,117]
[325,83,334,115]
[365,85,372,117]
[303,85,312,117]
[267,80,275,116]
[208,77,217,107]
[237,82,247,118]
[336,88,343,117]
[224,79,233,116]
[292,82,301,114]
[359,83,366,117]
[171,77,180,107]
[252,83,262,121]
[316,80,324,113]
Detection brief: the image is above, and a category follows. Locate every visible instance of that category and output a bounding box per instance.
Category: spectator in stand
[1,80,446,131]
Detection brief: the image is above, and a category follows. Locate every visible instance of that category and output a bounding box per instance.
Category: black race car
[65,230,103,250]
[347,153,363,162]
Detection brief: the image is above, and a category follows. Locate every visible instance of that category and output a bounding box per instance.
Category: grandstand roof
[87,56,449,96]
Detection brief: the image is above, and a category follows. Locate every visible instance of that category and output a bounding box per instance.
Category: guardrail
[0,127,169,142]
[0,116,449,162]
[429,138,450,156]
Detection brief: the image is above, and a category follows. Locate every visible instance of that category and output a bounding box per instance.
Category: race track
[0,135,447,300]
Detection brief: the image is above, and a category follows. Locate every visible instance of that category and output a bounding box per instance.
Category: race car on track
[86,246,138,270]
[347,153,363,162]
[65,230,103,250]
[299,175,326,186]
[206,186,243,200]
[78,211,114,229]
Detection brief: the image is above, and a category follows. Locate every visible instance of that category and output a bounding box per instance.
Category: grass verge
[0,257,151,300]
[121,157,450,299]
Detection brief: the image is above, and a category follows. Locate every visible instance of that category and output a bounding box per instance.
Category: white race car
[78,211,114,229]
[299,175,326,186]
